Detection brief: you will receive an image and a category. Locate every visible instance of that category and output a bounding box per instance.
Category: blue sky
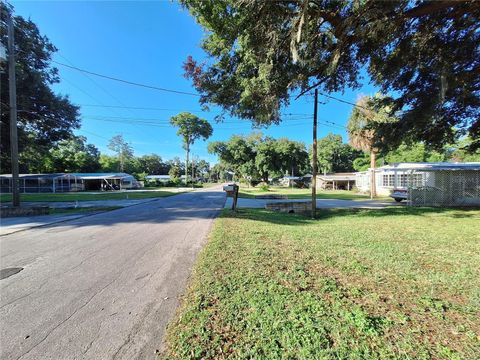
[12,0,378,164]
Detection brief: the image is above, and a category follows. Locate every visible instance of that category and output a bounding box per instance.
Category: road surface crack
[15,275,120,360]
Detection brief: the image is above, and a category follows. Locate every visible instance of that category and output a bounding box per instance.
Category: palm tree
[347,95,392,198]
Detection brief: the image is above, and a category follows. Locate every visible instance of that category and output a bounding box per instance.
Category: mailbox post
[223,183,239,211]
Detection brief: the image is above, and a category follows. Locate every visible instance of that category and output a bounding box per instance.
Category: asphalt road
[0,186,226,360]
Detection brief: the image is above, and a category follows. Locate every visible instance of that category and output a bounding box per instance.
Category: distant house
[316,173,356,190]
[279,176,301,187]
[279,175,311,188]
[72,173,139,191]
[0,172,139,193]
[145,175,171,183]
[356,162,480,206]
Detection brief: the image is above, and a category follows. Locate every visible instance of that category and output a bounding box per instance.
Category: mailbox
[223,184,238,197]
[223,185,235,192]
[223,183,239,210]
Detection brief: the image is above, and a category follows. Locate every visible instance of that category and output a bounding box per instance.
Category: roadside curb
[0,196,166,236]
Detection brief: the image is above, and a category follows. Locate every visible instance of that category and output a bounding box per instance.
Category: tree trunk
[370,150,377,199]
[191,157,195,188]
[185,144,189,186]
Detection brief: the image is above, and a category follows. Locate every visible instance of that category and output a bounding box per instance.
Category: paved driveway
[0,186,226,360]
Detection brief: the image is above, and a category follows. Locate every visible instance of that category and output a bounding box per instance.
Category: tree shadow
[221,206,480,226]
[3,189,478,234]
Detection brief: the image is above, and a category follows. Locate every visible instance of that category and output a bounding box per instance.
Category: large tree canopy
[208,133,308,184]
[182,0,479,150]
[315,133,362,174]
[45,135,100,173]
[0,3,80,173]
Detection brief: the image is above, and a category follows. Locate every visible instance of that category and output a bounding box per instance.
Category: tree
[449,138,480,162]
[209,133,309,184]
[208,134,260,185]
[170,112,213,184]
[166,157,184,174]
[99,154,119,172]
[347,95,394,197]
[137,154,168,175]
[107,134,133,172]
[181,1,479,151]
[352,154,380,172]
[168,163,181,182]
[274,138,309,177]
[194,159,210,179]
[46,136,100,173]
[315,134,361,174]
[255,138,281,183]
[384,143,447,164]
[0,3,81,173]
[209,163,227,183]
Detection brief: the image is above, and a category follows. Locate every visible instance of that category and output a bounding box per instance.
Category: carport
[0,173,82,193]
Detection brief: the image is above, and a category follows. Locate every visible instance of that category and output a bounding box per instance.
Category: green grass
[49,206,122,215]
[239,186,372,201]
[162,207,480,359]
[0,190,182,203]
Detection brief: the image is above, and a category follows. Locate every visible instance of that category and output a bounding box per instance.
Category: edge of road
[0,189,219,236]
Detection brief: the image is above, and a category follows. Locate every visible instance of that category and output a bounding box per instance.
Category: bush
[259,183,270,192]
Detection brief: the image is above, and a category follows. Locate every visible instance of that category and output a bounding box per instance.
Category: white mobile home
[0,172,140,193]
[356,162,480,206]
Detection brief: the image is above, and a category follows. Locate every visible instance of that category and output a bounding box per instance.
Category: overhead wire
[52,60,201,97]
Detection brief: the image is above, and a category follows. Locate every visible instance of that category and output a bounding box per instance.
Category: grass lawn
[0,190,182,203]
[239,186,372,201]
[162,207,480,359]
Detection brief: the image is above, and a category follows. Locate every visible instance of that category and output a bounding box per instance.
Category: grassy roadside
[238,186,373,201]
[0,190,182,203]
[161,207,480,359]
[49,206,122,215]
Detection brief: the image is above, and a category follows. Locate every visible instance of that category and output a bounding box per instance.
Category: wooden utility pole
[311,89,318,218]
[7,14,20,207]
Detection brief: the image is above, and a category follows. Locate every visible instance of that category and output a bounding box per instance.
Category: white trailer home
[355,162,480,206]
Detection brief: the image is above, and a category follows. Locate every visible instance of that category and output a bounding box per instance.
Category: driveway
[0,186,226,360]
[225,197,403,209]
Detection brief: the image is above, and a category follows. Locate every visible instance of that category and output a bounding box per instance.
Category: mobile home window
[382,174,395,187]
[398,173,424,187]
[410,174,423,187]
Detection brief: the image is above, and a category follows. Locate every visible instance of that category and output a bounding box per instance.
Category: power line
[78,104,214,112]
[317,91,369,109]
[76,129,111,140]
[53,60,201,97]
[57,53,142,119]
[82,114,314,124]
[83,116,345,131]
[77,103,311,119]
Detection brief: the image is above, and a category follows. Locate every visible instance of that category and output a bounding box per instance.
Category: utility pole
[7,13,20,207]
[311,89,318,219]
